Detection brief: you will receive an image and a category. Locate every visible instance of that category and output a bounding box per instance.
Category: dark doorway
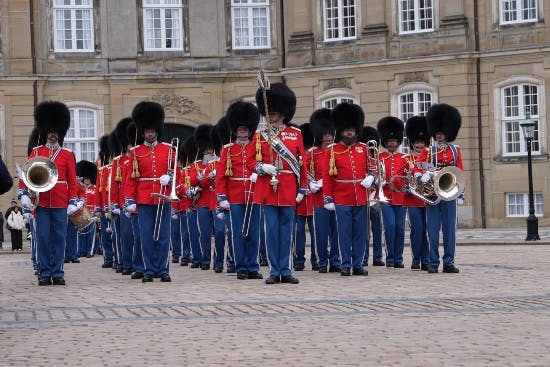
[162,123,194,143]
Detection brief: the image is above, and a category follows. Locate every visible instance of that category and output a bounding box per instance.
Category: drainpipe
[29,0,38,107]
[474,0,486,228]
[279,0,286,84]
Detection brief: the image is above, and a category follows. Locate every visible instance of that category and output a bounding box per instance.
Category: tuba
[20,156,58,210]
[408,166,465,205]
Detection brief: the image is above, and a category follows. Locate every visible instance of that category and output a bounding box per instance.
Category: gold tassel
[225,153,233,177]
[329,146,337,176]
[131,155,140,179]
[255,131,262,161]
[309,150,315,178]
[98,167,103,193]
[115,163,122,182]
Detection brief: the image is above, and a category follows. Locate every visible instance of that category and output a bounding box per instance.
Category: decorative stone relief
[323,79,351,90]
[400,72,428,84]
[151,92,200,116]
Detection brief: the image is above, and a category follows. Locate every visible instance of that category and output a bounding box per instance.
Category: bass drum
[69,205,94,231]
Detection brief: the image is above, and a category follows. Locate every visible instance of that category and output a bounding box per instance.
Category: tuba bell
[20,156,58,210]
[408,166,465,205]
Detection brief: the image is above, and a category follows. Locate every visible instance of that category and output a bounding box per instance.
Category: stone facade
[0,0,548,228]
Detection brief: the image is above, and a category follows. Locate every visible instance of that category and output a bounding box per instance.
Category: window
[143,0,183,51]
[65,107,99,162]
[322,96,356,109]
[399,0,434,34]
[323,0,357,41]
[53,0,94,52]
[506,192,543,217]
[231,0,270,49]
[500,0,537,24]
[501,84,541,156]
[398,91,432,153]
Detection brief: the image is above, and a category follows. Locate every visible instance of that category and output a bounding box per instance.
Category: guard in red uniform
[377,116,407,268]
[322,103,371,276]
[125,101,175,283]
[413,104,464,274]
[403,116,430,270]
[19,101,78,286]
[76,160,98,258]
[250,83,308,285]
[94,135,114,268]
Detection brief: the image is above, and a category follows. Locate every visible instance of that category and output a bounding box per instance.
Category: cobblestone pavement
[1,229,549,366]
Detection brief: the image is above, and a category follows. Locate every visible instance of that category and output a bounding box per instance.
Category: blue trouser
[138,203,171,277]
[426,198,457,267]
[258,208,267,261]
[120,212,134,270]
[293,215,317,266]
[313,206,340,268]
[407,206,429,266]
[112,215,122,269]
[130,213,144,274]
[180,211,191,261]
[212,211,225,269]
[187,209,201,266]
[100,213,114,264]
[36,207,68,279]
[381,203,405,265]
[364,206,383,263]
[171,214,182,258]
[263,205,295,277]
[334,205,366,270]
[197,207,213,266]
[228,203,260,273]
[65,220,78,260]
[77,222,95,257]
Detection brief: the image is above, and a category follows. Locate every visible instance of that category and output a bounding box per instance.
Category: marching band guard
[124,101,174,283]
[403,116,430,270]
[95,135,115,268]
[359,126,385,267]
[75,160,98,259]
[25,127,42,273]
[322,103,371,277]
[171,142,191,266]
[377,116,407,268]
[107,132,123,273]
[293,122,318,271]
[251,82,308,285]
[19,101,79,286]
[65,204,79,263]
[216,101,262,280]
[308,108,341,274]
[413,103,464,274]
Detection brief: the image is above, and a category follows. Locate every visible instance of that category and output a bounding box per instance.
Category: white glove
[124,211,132,218]
[324,203,335,211]
[21,195,32,209]
[208,170,217,179]
[126,204,137,213]
[67,204,78,216]
[112,207,121,216]
[216,211,225,220]
[309,180,321,193]
[420,172,432,183]
[360,175,375,189]
[249,173,258,183]
[261,163,277,176]
[159,174,171,186]
[171,214,179,220]
[296,193,304,203]
[219,200,230,210]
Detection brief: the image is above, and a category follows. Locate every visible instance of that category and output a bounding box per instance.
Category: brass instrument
[408,165,465,205]
[20,156,59,211]
[241,177,255,237]
[366,140,389,204]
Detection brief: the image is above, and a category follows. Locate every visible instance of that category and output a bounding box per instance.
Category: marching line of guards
[20,84,463,286]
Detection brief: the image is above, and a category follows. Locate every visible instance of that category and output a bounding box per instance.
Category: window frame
[499,0,538,25]
[142,0,184,51]
[398,0,435,35]
[231,0,271,50]
[323,0,358,42]
[64,102,104,163]
[52,0,95,52]
[506,192,543,217]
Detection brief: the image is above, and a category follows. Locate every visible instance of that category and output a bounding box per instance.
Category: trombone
[241,177,255,237]
[151,138,181,241]
[366,140,389,205]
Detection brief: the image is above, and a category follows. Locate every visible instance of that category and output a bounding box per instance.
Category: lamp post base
[525,214,540,241]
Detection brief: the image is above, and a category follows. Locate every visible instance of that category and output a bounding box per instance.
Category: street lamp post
[519,110,540,241]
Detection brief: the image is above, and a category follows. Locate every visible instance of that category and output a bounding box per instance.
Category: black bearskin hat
[27,127,44,155]
[331,103,364,135]
[377,116,404,148]
[300,123,314,149]
[107,132,122,157]
[255,83,296,124]
[406,115,430,148]
[193,124,213,155]
[114,117,132,153]
[426,103,461,142]
[34,101,71,140]
[183,134,199,164]
[216,116,231,146]
[126,121,145,147]
[226,101,260,138]
[131,101,165,138]
[178,136,189,166]
[76,160,98,184]
[359,126,380,145]
[309,108,334,147]
[210,122,222,155]
[98,134,111,166]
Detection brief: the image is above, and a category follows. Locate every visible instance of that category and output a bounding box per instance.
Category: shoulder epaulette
[161,142,172,147]
[289,126,301,132]
[223,142,234,148]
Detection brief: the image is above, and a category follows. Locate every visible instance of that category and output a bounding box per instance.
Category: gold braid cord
[329,145,337,176]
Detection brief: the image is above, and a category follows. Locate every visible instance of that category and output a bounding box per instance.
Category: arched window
[318,89,358,109]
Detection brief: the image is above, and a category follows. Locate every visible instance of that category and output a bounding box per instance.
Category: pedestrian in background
[7,205,24,251]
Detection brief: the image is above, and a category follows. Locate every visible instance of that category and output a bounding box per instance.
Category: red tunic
[296,152,313,216]
[216,141,255,205]
[248,125,308,206]
[77,183,98,211]
[308,146,327,208]
[379,151,407,205]
[19,145,78,208]
[401,153,426,208]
